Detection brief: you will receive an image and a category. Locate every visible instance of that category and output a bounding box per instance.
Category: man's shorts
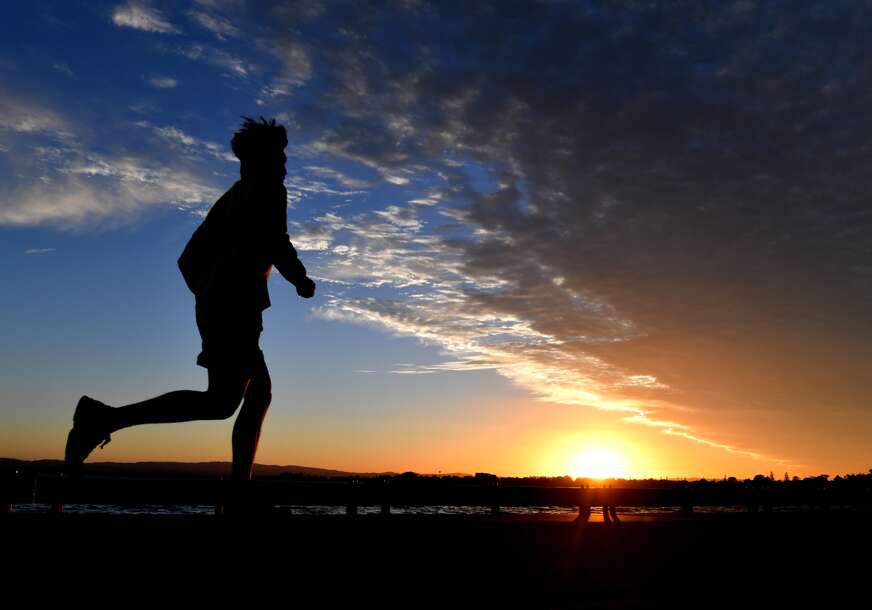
[195,302,266,377]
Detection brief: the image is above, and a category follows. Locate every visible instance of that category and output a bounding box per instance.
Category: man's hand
[296,276,316,298]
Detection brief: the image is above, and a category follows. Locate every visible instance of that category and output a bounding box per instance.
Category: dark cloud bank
[133,1,872,464]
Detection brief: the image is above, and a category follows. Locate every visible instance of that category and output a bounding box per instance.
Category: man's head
[231,116,288,182]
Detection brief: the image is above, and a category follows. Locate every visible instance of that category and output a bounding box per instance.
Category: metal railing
[3,475,868,517]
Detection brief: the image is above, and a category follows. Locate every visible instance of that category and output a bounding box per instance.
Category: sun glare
[570,447,628,479]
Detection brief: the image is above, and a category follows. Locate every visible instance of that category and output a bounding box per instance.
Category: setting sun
[570,447,628,479]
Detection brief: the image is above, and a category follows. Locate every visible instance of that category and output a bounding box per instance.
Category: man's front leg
[231,364,272,481]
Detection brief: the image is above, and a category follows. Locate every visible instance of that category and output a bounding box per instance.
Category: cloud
[129,100,160,115]
[303,166,371,189]
[193,0,246,10]
[188,9,239,39]
[309,135,412,186]
[256,39,312,103]
[282,167,368,207]
[133,121,236,162]
[0,92,71,138]
[0,150,220,227]
[145,75,177,89]
[51,62,74,78]
[111,1,180,34]
[177,43,248,77]
[24,248,55,255]
[0,92,220,227]
[232,0,872,468]
[287,219,333,251]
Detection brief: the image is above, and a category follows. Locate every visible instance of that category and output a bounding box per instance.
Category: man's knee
[245,372,272,407]
[245,379,272,407]
[205,372,249,419]
[207,388,244,419]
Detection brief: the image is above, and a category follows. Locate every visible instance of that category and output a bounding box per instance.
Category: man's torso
[190,180,286,314]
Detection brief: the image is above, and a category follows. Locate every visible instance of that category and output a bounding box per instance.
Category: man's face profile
[246,149,286,182]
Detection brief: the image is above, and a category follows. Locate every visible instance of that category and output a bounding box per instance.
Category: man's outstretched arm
[267,186,315,298]
[273,236,315,298]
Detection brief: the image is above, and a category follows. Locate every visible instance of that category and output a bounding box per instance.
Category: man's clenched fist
[296,276,316,298]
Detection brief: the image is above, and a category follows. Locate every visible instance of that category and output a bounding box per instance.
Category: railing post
[602,485,619,521]
[577,484,591,521]
[346,478,359,516]
[680,485,694,514]
[380,478,391,516]
[487,478,500,515]
[491,480,500,515]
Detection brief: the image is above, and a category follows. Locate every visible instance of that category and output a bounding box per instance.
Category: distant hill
[0,458,414,479]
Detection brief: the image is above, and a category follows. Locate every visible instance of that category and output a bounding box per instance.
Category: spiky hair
[231,116,288,161]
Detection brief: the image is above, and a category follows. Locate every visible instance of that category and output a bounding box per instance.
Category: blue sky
[0,0,543,474]
[2,1,871,477]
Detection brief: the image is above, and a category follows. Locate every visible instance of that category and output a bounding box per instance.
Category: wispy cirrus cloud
[0,149,220,227]
[176,43,249,77]
[188,9,238,40]
[51,62,74,78]
[132,120,236,163]
[0,92,220,227]
[308,135,411,186]
[303,166,371,190]
[145,75,177,89]
[0,91,71,139]
[111,1,180,34]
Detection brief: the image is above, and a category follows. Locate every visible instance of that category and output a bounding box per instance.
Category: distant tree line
[276,469,872,491]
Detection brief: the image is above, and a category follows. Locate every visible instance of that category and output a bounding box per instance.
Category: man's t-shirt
[179,179,307,315]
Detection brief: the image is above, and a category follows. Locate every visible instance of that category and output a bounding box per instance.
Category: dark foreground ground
[3,511,868,608]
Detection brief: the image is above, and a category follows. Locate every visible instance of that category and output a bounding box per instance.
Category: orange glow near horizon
[2,392,850,480]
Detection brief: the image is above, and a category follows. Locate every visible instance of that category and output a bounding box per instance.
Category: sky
[1,0,870,479]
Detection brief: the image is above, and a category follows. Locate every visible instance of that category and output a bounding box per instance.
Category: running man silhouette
[63,116,315,484]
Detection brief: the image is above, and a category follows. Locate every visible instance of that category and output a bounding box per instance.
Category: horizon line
[2,457,865,481]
